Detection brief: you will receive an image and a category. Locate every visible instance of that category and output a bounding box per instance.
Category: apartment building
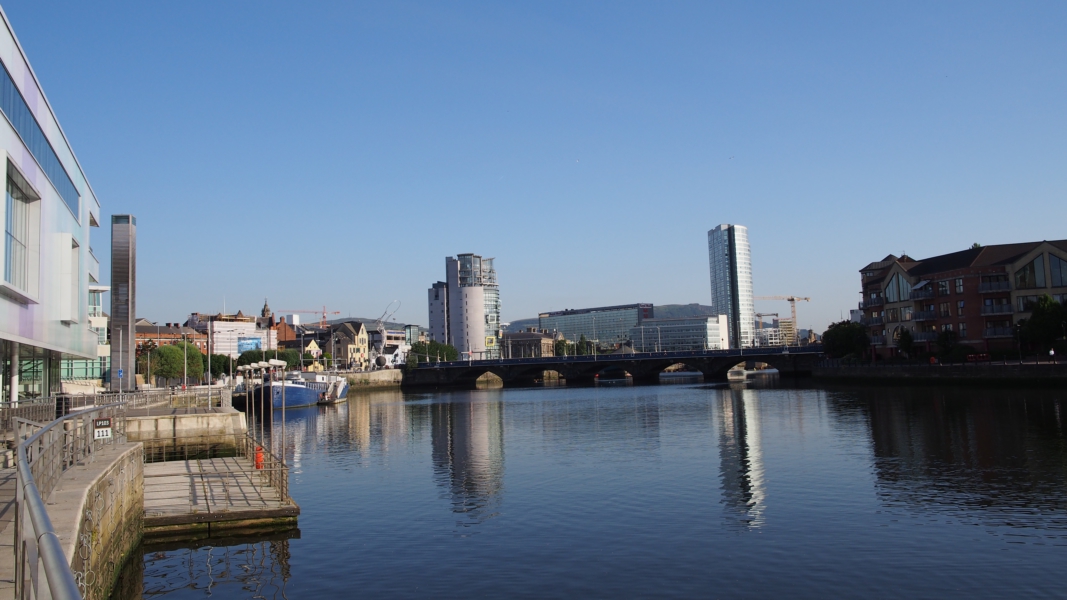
[859,241,1067,357]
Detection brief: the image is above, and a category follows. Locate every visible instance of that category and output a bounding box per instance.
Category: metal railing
[980,304,1013,315]
[1,401,56,438]
[978,281,1011,293]
[15,401,128,600]
[860,297,884,309]
[861,316,883,326]
[912,332,939,342]
[912,310,938,322]
[910,289,935,300]
[141,432,291,503]
[870,336,886,345]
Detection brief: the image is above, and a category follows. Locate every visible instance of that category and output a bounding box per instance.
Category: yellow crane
[754,296,811,344]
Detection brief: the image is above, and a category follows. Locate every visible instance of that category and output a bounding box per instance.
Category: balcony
[869,335,886,345]
[860,297,884,309]
[978,281,1011,293]
[910,289,935,300]
[980,304,1013,316]
[984,327,1014,338]
[862,316,883,326]
[912,331,939,342]
[912,310,938,322]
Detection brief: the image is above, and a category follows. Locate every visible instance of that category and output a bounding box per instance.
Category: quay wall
[813,363,1067,384]
[127,408,247,445]
[48,443,144,600]
[347,369,403,390]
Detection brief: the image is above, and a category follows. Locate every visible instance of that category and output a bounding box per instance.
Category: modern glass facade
[430,253,502,359]
[0,8,101,403]
[539,304,653,348]
[708,224,754,348]
[629,316,729,352]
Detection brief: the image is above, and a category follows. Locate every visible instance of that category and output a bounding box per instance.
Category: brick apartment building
[859,240,1067,358]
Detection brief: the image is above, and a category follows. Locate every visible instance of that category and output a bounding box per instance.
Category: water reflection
[825,386,1067,539]
[431,393,505,526]
[717,388,765,528]
[112,534,295,600]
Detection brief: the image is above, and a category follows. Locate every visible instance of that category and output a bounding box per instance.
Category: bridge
[404,345,824,387]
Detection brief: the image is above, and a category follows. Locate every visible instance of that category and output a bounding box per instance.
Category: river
[115,378,1067,598]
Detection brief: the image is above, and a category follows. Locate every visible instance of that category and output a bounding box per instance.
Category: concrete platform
[144,457,298,541]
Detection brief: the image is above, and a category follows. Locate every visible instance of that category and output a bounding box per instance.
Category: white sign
[94,417,112,440]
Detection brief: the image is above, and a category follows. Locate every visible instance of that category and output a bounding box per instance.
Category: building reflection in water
[431,392,505,526]
[112,536,294,600]
[828,386,1067,536]
[718,388,766,529]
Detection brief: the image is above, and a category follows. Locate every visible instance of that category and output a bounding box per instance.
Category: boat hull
[242,380,349,410]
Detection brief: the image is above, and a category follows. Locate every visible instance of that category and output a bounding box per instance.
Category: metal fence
[0,401,56,439]
[14,401,128,600]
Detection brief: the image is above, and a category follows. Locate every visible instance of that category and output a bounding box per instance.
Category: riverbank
[346,369,403,390]
[813,362,1067,385]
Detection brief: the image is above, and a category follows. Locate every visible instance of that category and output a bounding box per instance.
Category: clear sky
[6,1,1066,331]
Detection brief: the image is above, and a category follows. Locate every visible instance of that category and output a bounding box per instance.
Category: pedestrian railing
[14,401,128,600]
[0,400,56,439]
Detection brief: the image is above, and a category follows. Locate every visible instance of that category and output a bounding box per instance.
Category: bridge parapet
[403,346,823,388]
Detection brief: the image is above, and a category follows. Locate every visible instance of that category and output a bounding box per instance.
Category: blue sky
[6,1,1066,331]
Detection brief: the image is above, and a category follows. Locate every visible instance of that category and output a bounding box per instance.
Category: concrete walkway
[144,457,298,535]
[0,468,16,596]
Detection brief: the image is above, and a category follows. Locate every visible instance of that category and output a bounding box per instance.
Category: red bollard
[255,446,264,469]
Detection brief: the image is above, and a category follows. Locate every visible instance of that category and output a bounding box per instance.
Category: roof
[862,240,1067,279]
[906,240,1067,277]
[539,303,653,318]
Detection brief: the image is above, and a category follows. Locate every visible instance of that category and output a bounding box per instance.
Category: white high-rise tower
[427,253,502,359]
[708,224,754,348]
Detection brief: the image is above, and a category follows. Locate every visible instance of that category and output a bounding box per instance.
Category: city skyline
[5,2,1066,332]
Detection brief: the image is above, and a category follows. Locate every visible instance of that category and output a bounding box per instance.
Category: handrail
[416,344,825,369]
[15,401,126,600]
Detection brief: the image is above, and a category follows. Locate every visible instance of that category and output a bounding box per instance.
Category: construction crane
[754,312,779,331]
[371,300,401,367]
[754,296,811,344]
[277,306,341,328]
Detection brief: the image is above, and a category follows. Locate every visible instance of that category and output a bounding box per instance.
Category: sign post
[94,417,113,440]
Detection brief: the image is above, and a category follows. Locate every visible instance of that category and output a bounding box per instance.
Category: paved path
[144,457,295,528]
[0,468,16,596]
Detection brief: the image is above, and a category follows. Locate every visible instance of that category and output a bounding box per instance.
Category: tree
[577,334,589,355]
[971,243,982,249]
[173,342,204,382]
[152,345,185,383]
[406,340,459,370]
[210,354,234,379]
[553,338,572,357]
[822,320,869,358]
[897,329,914,358]
[1022,294,1067,350]
[936,329,958,357]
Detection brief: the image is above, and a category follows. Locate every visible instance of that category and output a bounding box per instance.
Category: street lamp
[268,358,287,460]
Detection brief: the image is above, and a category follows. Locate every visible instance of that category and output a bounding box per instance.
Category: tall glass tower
[708,224,754,348]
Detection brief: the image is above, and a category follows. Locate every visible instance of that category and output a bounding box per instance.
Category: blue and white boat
[248,373,349,409]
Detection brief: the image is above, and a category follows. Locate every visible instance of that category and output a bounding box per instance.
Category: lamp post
[269,358,287,462]
[657,326,662,353]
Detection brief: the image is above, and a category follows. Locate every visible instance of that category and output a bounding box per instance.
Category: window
[887,308,899,322]
[1014,255,1046,289]
[0,62,79,216]
[1018,295,1040,312]
[939,302,951,317]
[938,281,950,296]
[901,306,913,321]
[959,322,967,339]
[4,172,39,293]
[942,323,953,332]
[956,278,964,294]
[957,300,964,316]
[1052,255,1067,288]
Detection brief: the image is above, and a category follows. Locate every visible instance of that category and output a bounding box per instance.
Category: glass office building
[708,224,754,348]
[0,8,103,402]
[630,315,730,352]
[429,253,502,359]
[539,304,653,349]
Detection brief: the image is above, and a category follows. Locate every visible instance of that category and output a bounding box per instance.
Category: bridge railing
[417,344,824,369]
[14,401,129,600]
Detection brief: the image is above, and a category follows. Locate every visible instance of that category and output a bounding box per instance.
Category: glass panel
[0,61,79,215]
[1051,254,1067,288]
[1014,255,1046,289]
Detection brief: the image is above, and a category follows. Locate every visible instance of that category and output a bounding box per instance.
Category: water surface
[119,381,1067,598]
